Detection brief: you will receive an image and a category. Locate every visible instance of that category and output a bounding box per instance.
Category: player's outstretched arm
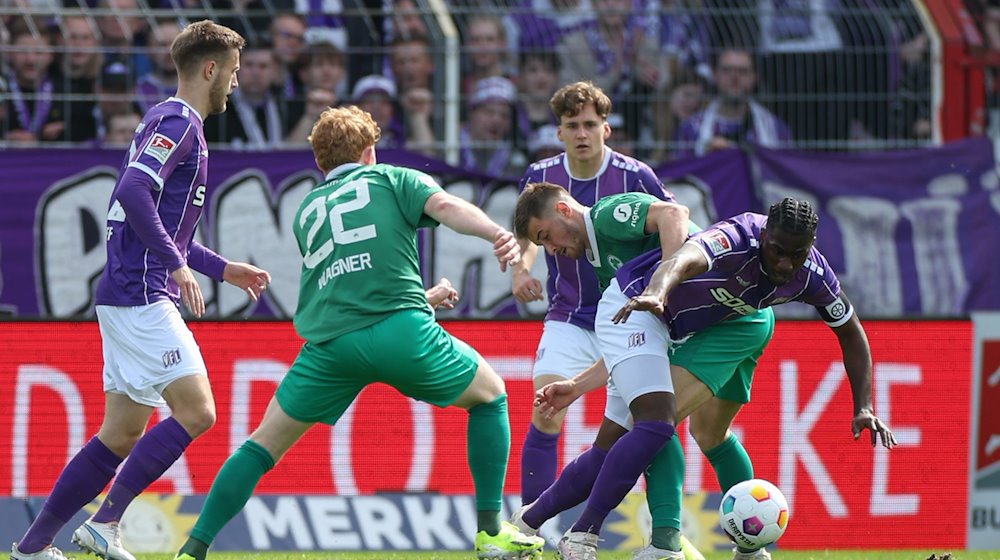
[831,305,897,449]
[222,262,272,301]
[426,277,460,309]
[644,201,690,260]
[534,359,610,419]
[613,242,709,324]
[423,191,521,271]
[511,240,543,302]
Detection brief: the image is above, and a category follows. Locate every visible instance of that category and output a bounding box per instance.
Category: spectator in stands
[58,13,102,142]
[94,61,142,142]
[674,47,790,158]
[651,0,711,78]
[352,74,407,149]
[388,0,429,41]
[506,0,591,53]
[205,40,291,148]
[515,49,560,147]
[96,0,151,77]
[459,76,526,177]
[390,34,439,155]
[650,66,707,163]
[286,41,347,144]
[100,108,142,146]
[135,18,181,113]
[462,15,511,98]
[527,123,562,161]
[606,111,634,157]
[3,18,65,143]
[269,13,307,95]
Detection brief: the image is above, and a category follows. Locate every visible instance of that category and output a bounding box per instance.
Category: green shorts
[669,308,775,404]
[275,308,481,424]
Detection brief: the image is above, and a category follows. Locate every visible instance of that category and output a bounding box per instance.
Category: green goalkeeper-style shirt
[292,162,442,343]
[586,192,701,290]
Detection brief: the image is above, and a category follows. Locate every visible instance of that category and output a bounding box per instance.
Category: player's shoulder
[371,163,439,189]
[526,153,565,173]
[607,150,649,174]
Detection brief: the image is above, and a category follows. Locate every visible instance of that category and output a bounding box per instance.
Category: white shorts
[96,300,208,407]
[532,321,602,380]
[597,279,673,430]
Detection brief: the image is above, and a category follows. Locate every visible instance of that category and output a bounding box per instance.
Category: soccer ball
[719,479,789,550]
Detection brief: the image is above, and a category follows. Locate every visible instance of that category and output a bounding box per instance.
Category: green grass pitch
[130,552,998,559]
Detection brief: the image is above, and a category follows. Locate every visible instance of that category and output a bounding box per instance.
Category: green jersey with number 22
[292,163,443,343]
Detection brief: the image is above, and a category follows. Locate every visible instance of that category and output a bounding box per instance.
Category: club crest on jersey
[608,255,623,270]
[162,348,182,369]
[705,230,732,257]
[613,203,633,223]
[144,133,177,164]
[628,331,646,349]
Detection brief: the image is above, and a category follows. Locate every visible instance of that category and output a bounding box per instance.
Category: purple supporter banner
[0,139,995,319]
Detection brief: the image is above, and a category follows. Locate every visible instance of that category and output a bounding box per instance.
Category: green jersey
[586,192,700,290]
[292,163,442,343]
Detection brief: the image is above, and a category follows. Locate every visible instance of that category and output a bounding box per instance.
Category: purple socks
[522,445,608,529]
[18,437,123,554]
[571,420,675,534]
[520,425,560,505]
[92,417,192,523]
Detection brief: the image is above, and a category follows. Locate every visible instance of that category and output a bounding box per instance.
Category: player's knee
[689,423,729,451]
[99,428,144,457]
[530,406,564,433]
[175,407,216,438]
[629,392,676,424]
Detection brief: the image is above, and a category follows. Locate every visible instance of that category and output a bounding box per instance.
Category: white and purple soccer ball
[719,478,790,550]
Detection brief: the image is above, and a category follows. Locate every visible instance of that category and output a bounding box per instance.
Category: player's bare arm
[613,242,710,323]
[423,191,521,271]
[511,240,543,303]
[643,201,690,260]
[426,277,460,310]
[831,297,897,449]
[222,262,272,301]
[171,265,206,318]
[534,358,610,419]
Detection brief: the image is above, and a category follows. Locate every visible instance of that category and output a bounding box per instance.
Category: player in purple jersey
[510,82,681,543]
[12,21,272,560]
[532,198,895,560]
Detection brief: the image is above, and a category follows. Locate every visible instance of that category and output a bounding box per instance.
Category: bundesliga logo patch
[705,230,732,257]
[144,133,177,164]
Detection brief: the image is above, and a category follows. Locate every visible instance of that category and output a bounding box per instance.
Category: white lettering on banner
[304,496,360,549]
[245,496,316,549]
[12,365,85,498]
[403,495,466,549]
[229,359,288,453]
[332,397,435,494]
[870,363,921,515]
[37,171,116,316]
[827,196,904,316]
[452,495,479,540]
[212,171,312,317]
[354,496,412,549]
[901,195,967,316]
[779,360,848,517]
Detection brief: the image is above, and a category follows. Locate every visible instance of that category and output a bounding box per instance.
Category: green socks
[185,440,276,556]
[467,394,510,535]
[705,433,753,493]
[644,436,685,550]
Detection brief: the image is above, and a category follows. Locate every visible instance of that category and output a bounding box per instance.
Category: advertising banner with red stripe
[0,320,970,549]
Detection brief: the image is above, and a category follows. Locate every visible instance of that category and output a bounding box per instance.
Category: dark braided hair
[767,197,819,237]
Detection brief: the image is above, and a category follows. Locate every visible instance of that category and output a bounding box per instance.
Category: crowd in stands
[0,0,931,171]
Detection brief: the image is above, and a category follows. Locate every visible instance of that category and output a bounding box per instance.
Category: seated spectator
[506,0,591,52]
[205,40,292,148]
[94,61,142,142]
[3,18,65,143]
[286,41,347,144]
[96,0,151,78]
[57,13,102,142]
[352,74,406,149]
[514,49,559,146]
[269,13,307,96]
[649,66,707,163]
[385,0,429,42]
[462,15,511,98]
[526,123,562,161]
[99,109,142,147]
[674,47,790,158]
[135,18,181,113]
[389,34,439,155]
[459,76,526,177]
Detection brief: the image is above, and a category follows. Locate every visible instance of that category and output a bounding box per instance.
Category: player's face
[208,50,240,115]
[527,204,586,259]
[558,103,610,164]
[759,227,814,285]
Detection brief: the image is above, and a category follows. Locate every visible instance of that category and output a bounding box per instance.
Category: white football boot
[71,519,135,560]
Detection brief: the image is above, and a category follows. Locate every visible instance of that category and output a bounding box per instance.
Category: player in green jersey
[513,182,772,560]
[174,106,544,560]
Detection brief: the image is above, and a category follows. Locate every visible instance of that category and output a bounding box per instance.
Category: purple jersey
[520,148,673,330]
[96,98,212,307]
[618,213,853,339]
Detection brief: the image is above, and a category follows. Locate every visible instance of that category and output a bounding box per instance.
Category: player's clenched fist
[493,229,521,272]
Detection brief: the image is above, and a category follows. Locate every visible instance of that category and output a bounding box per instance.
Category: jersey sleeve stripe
[127,161,165,189]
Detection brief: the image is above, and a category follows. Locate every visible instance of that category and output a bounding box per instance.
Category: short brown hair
[549,81,611,121]
[171,20,245,77]
[513,181,570,239]
[309,105,381,172]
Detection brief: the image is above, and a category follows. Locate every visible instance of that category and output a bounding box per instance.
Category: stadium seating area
[0,0,968,168]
